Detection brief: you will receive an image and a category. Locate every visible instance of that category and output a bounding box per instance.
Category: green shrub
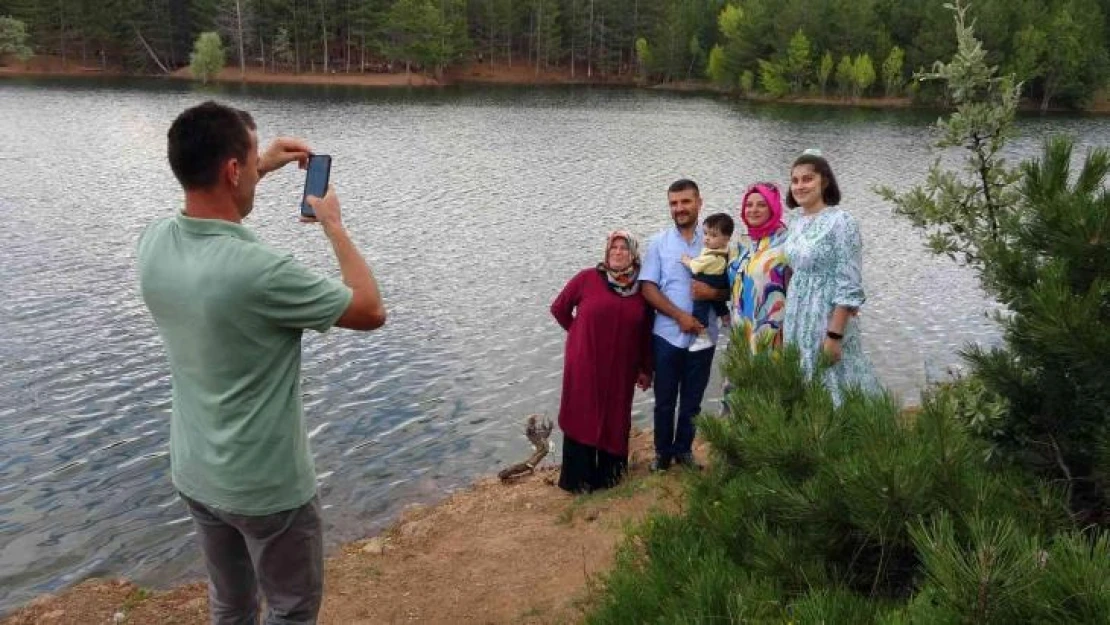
[586,342,1104,623]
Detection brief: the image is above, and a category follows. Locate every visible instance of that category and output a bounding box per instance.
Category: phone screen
[300,154,332,217]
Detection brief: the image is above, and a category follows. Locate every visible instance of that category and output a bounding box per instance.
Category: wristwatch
[826,330,844,341]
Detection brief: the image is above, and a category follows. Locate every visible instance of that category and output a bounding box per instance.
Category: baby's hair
[703,212,734,237]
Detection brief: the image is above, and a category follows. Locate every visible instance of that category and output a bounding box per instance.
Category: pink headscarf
[740,183,785,240]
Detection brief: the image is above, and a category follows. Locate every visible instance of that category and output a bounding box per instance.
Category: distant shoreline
[4,58,1106,115]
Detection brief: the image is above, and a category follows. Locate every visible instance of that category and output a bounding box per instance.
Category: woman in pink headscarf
[550,231,654,493]
[726,182,791,353]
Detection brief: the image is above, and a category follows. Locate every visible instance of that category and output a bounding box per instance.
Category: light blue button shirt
[640,225,720,349]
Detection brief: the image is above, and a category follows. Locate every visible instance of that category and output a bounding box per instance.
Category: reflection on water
[1,77,1107,612]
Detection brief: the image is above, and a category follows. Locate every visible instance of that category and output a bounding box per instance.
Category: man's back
[138,214,351,515]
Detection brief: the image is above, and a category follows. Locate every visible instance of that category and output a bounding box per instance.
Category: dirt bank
[2,429,703,625]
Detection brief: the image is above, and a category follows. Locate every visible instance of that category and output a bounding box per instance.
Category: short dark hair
[668,179,700,196]
[786,153,841,208]
[167,101,256,190]
[703,212,734,237]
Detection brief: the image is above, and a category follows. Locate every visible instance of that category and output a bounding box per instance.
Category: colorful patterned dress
[782,206,880,404]
[727,228,790,353]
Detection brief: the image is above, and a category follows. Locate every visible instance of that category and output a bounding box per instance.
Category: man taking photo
[137,100,386,624]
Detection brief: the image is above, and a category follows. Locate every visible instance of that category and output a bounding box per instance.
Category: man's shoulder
[137,216,173,244]
[646,227,674,249]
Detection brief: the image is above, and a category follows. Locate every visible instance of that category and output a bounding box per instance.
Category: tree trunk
[59,0,66,68]
[319,0,328,72]
[506,0,513,68]
[587,0,593,77]
[134,27,171,74]
[235,0,246,78]
[632,0,638,70]
[345,0,351,72]
[534,4,542,76]
[293,0,302,73]
[570,0,576,78]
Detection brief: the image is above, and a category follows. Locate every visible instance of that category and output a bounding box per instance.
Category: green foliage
[965,137,1110,523]
[835,53,854,95]
[877,0,1022,265]
[817,50,834,95]
[587,340,1104,622]
[0,15,32,61]
[783,28,810,93]
[634,37,651,80]
[705,43,725,85]
[881,0,1110,525]
[383,0,467,77]
[189,31,224,83]
[882,45,904,96]
[272,26,293,69]
[703,3,745,89]
[757,58,788,98]
[739,68,753,94]
[8,0,1110,109]
[852,52,876,97]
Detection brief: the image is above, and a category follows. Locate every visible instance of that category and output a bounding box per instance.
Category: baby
[681,212,734,351]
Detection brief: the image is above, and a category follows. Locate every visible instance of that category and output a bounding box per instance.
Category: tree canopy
[1,0,1108,107]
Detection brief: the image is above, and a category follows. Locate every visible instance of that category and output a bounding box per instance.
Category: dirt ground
[1,429,703,625]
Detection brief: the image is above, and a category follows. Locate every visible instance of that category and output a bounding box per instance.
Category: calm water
[1,77,1107,612]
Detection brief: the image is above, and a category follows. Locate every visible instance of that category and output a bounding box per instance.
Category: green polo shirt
[137,214,353,515]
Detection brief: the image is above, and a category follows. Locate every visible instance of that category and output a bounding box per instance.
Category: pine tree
[880,0,1110,525]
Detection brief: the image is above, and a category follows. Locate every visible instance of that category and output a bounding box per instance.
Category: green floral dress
[782,206,880,404]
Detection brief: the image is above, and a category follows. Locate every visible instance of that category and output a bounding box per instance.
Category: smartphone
[300,154,332,218]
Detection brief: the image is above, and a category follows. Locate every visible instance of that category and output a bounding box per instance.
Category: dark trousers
[652,334,715,460]
[558,434,628,493]
[691,272,730,327]
[181,493,324,625]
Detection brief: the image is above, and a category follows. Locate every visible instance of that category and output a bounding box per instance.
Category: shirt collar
[671,224,703,247]
[175,213,259,243]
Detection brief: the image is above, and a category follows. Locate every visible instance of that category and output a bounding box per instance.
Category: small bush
[586,343,1106,623]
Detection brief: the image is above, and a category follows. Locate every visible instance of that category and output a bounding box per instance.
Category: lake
[0,77,1106,612]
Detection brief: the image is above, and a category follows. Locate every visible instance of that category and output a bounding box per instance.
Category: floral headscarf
[597,230,641,297]
[740,183,785,240]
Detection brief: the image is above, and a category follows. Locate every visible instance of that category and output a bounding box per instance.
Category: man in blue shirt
[640,179,722,470]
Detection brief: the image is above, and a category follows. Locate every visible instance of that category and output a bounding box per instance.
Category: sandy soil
[1,429,702,625]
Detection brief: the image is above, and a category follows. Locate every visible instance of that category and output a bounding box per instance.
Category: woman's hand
[636,373,653,391]
[822,337,843,365]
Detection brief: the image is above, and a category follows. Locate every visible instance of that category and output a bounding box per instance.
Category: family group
[550,153,882,493]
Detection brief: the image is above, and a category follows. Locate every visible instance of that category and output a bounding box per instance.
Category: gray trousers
[181,493,324,625]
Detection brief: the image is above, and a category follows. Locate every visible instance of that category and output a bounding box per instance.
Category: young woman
[782,151,880,404]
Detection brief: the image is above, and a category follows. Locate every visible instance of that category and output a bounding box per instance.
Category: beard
[672,211,695,227]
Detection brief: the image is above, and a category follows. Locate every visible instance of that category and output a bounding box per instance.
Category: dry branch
[498,415,554,481]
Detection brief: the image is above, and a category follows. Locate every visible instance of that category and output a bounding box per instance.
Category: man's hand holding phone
[304,185,343,231]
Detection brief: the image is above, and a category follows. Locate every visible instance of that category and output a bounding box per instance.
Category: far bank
[6,56,1106,115]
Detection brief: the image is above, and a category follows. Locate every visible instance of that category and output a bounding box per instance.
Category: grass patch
[120,587,152,612]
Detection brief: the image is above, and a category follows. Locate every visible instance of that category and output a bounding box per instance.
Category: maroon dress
[550,269,654,459]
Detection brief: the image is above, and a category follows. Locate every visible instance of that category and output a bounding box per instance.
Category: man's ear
[224,157,241,188]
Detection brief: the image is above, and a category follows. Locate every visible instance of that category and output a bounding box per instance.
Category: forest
[1,0,1109,108]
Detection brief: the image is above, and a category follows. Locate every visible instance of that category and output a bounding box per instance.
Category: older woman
[550,231,654,493]
[728,182,790,353]
[782,150,880,404]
